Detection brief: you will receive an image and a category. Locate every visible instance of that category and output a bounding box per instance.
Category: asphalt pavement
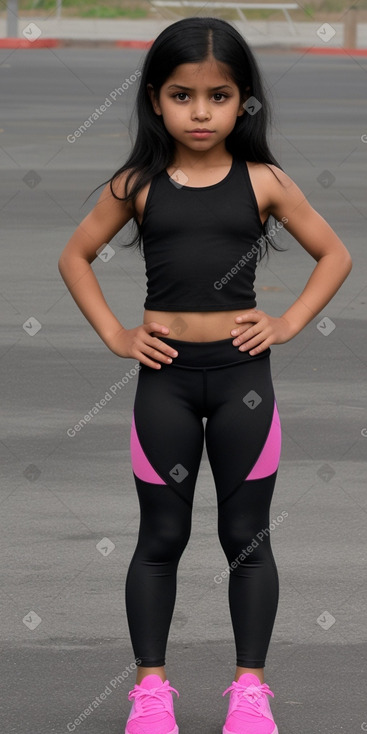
[1,46,367,734]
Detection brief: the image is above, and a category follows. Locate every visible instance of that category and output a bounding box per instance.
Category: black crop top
[141,157,265,312]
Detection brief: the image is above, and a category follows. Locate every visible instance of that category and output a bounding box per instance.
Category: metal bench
[151,1,299,34]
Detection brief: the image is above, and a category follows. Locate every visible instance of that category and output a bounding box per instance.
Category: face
[147,58,246,155]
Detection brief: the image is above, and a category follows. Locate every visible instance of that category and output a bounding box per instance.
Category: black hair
[85,16,286,259]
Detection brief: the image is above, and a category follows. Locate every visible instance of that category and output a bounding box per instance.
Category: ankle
[235,667,264,684]
[135,666,167,686]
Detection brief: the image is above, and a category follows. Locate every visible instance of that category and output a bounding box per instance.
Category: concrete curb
[293,45,367,54]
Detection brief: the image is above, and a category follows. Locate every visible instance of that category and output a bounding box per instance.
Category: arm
[58,175,134,347]
[58,172,179,369]
[231,166,352,355]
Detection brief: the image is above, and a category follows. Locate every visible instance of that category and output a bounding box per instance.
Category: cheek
[217,105,242,125]
[165,109,186,129]
[162,103,182,120]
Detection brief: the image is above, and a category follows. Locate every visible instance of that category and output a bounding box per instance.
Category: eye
[172,93,189,101]
[171,92,229,102]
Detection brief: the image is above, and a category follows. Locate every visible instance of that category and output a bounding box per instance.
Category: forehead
[163,59,235,88]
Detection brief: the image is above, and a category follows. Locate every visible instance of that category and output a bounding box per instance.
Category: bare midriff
[144,308,255,342]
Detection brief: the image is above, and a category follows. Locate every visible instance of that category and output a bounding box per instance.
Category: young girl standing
[58,17,352,734]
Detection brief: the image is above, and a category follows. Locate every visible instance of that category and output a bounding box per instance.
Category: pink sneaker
[125,674,179,734]
[222,673,278,734]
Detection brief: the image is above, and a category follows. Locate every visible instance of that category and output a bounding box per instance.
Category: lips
[189,129,213,132]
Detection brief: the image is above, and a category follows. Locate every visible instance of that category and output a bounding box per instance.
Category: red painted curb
[294,46,367,55]
[0,37,153,49]
[114,39,153,48]
[0,38,60,47]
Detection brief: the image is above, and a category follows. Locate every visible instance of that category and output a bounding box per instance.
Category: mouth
[188,129,214,133]
[187,129,214,137]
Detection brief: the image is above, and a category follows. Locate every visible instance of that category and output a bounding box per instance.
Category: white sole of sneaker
[125,726,179,734]
[223,726,278,734]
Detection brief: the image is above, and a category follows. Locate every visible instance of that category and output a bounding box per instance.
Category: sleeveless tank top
[141,157,265,312]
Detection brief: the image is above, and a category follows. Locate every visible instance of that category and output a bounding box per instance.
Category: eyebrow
[166,84,233,91]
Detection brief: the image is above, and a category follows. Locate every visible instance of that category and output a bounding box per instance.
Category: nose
[191,97,211,121]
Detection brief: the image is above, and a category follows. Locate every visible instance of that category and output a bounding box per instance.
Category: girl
[58,16,352,734]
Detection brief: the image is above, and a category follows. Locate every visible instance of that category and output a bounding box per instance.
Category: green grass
[303,4,314,18]
[79,6,148,18]
[19,0,149,18]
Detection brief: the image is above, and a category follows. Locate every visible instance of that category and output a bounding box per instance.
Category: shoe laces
[222,680,274,717]
[128,680,179,715]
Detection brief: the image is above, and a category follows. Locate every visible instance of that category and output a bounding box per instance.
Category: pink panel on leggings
[130,412,166,484]
[245,401,281,481]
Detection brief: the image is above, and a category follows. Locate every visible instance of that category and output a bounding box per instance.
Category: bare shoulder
[246,161,295,221]
[247,162,351,264]
[111,166,152,225]
[264,163,301,194]
[110,167,139,203]
[247,161,293,190]
[250,162,306,220]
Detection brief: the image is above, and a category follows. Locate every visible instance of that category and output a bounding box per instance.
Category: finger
[249,337,273,356]
[137,353,162,369]
[231,323,254,336]
[146,344,176,364]
[138,344,174,368]
[235,310,260,324]
[233,322,264,345]
[238,331,272,351]
[148,321,170,334]
[232,326,256,343]
[151,336,178,359]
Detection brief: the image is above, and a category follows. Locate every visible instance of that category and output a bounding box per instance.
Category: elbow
[342,250,353,277]
[58,252,72,281]
[58,254,66,277]
[331,244,352,278]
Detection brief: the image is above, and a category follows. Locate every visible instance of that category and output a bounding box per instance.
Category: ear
[147,83,162,115]
[238,85,251,115]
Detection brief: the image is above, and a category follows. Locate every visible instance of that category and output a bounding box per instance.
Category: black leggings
[125,337,281,668]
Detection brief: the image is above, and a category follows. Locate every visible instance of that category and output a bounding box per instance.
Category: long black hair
[85,16,286,259]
